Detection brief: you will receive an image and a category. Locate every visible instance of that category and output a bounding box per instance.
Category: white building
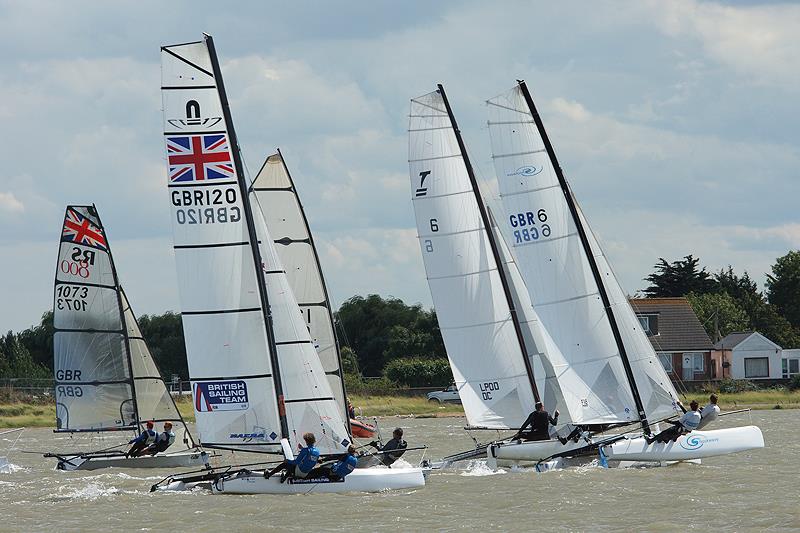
[712,332,791,380]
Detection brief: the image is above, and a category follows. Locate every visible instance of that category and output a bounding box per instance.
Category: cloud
[0,192,24,214]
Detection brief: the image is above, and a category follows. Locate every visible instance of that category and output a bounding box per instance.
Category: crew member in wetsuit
[516,402,559,441]
[647,400,701,444]
[143,422,176,455]
[126,421,157,457]
[264,432,320,482]
[307,445,359,481]
[697,394,720,430]
[368,427,407,467]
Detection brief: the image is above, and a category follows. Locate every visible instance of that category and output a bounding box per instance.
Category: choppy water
[1,410,796,532]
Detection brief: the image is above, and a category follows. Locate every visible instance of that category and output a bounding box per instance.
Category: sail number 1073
[510,209,550,244]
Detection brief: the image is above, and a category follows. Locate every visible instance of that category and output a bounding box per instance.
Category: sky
[1,0,798,333]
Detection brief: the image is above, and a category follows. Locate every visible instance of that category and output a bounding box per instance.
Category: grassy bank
[3,391,798,428]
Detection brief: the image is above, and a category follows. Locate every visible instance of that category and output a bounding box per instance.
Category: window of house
[782,358,800,378]
[636,314,658,335]
[657,353,673,372]
[744,357,769,378]
[684,352,704,373]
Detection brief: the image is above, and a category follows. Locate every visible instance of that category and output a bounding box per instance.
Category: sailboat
[44,205,208,471]
[153,34,423,494]
[250,151,376,439]
[410,83,763,468]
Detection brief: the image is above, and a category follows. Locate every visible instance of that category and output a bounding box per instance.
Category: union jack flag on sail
[62,209,107,250]
[166,134,235,183]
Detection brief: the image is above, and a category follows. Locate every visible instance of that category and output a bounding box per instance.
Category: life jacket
[156,430,176,450]
[332,454,358,478]
[294,445,320,473]
[679,411,701,430]
[145,429,157,444]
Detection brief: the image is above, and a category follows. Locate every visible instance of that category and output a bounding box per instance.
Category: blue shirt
[331,454,358,478]
[129,429,156,445]
[288,445,320,473]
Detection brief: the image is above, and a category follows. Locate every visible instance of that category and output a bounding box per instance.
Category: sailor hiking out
[647,400,701,444]
[306,445,359,481]
[697,394,721,430]
[265,432,321,482]
[369,428,408,467]
[127,421,157,457]
[516,402,559,442]
[142,422,176,456]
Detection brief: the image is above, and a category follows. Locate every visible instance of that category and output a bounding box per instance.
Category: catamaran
[410,83,763,468]
[251,152,377,440]
[44,205,208,471]
[153,34,423,494]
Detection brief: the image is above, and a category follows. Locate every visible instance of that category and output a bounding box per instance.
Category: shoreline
[2,391,798,429]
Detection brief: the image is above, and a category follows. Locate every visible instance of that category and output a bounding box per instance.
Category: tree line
[642,251,800,347]
[3,250,798,385]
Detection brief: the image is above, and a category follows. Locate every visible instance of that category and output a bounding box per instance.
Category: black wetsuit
[518,410,558,441]
[370,438,407,467]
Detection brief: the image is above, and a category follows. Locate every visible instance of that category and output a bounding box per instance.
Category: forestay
[409,89,540,429]
[487,83,679,425]
[251,153,348,424]
[53,206,194,442]
[161,36,349,455]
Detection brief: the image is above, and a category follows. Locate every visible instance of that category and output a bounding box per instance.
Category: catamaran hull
[210,467,425,494]
[55,450,209,471]
[489,438,588,463]
[602,426,764,462]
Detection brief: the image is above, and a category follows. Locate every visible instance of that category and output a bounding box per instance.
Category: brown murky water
[1,410,796,532]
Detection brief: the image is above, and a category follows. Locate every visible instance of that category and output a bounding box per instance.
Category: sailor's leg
[264,461,286,479]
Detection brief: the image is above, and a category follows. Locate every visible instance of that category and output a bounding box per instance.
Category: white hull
[210,467,425,494]
[55,450,209,471]
[489,438,587,463]
[602,426,764,462]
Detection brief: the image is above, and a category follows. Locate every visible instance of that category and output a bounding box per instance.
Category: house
[712,332,785,380]
[629,297,715,382]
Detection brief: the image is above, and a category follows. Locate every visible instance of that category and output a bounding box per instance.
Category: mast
[437,84,540,404]
[274,148,351,428]
[93,203,141,431]
[515,80,649,433]
[205,35,290,439]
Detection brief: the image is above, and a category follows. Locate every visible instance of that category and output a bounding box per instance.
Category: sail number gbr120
[171,186,241,225]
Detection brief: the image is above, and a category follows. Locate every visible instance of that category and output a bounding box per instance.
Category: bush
[717,378,759,394]
[343,374,400,396]
[788,374,800,391]
[383,357,453,387]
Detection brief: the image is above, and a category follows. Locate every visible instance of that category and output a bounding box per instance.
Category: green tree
[339,346,360,375]
[766,250,800,328]
[16,311,53,371]
[643,255,717,297]
[0,331,50,380]
[137,311,188,379]
[686,292,749,341]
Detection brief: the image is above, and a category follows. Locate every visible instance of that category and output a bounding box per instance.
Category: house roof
[629,297,713,352]
[713,331,755,350]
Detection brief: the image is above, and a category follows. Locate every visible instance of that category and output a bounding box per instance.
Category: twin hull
[489,426,764,464]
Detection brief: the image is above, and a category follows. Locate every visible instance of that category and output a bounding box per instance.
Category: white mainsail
[408,87,542,429]
[487,82,680,426]
[53,205,193,442]
[161,35,349,455]
[251,152,348,423]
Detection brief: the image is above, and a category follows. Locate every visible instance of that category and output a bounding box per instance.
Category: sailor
[516,402,559,441]
[307,445,359,481]
[347,398,356,419]
[647,400,701,444]
[368,427,407,467]
[264,432,320,481]
[126,421,157,457]
[697,394,720,429]
[143,422,176,455]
